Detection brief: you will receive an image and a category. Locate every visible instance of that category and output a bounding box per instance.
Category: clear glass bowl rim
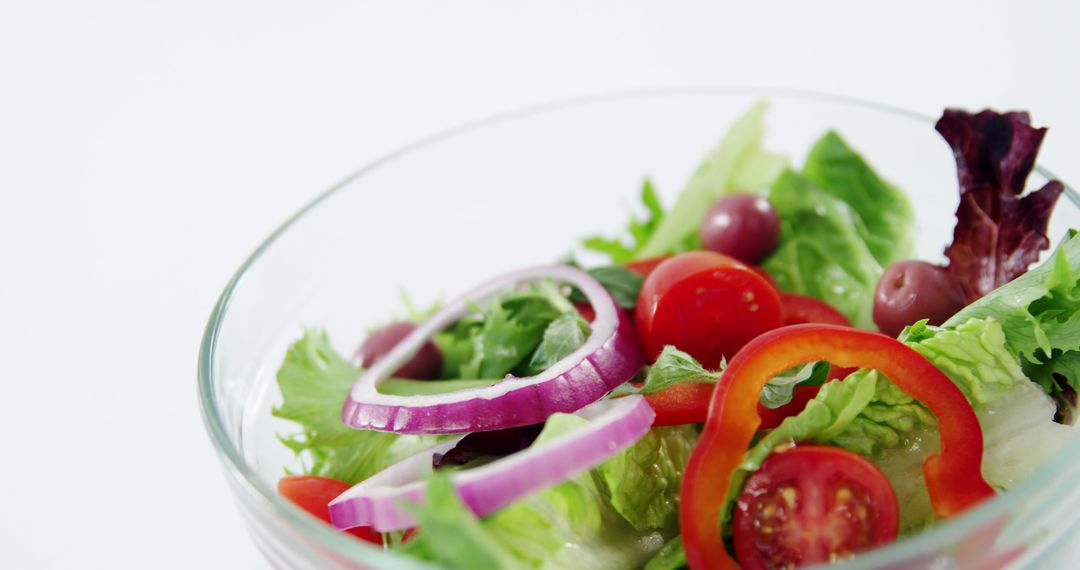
[198,85,1080,568]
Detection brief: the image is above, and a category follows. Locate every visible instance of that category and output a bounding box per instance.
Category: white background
[2,1,1079,568]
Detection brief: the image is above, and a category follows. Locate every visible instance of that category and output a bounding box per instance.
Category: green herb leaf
[583,179,667,264]
[636,346,723,395]
[569,265,646,310]
[758,361,829,409]
[435,282,576,380]
[521,313,590,376]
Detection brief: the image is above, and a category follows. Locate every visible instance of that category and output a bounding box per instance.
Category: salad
[270,102,1078,569]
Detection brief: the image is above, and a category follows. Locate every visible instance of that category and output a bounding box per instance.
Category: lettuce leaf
[273,330,422,484]
[634,101,787,259]
[595,425,698,533]
[802,131,915,266]
[399,414,667,569]
[399,473,530,570]
[762,170,883,328]
[643,537,688,570]
[946,231,1080,402]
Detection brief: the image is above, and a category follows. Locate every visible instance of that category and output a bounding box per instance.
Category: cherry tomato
[644,383,713,426]
[635,251,782,369]
[779,292,851,327]
[748,264,778,289]
[278,475,383,545]
[733,446,899,569]
[574,302,596,323]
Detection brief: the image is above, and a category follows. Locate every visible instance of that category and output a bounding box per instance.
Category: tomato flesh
[780,292,851,327]
[625,255,672,278]
[278,475,383,545]
[636,252,782,369]
[756,385,821,431]
[733,446,898,569]
[644,382,713,426]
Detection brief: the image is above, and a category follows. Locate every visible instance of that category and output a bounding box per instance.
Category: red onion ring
[329,395,655,532]
[342,265,644,434]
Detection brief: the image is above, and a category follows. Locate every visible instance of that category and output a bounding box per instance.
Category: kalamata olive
[873,260,966,338]
[354,321,442,379]
[698,194,780,263]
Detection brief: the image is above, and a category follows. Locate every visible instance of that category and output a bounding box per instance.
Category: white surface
[2,1,1079,567]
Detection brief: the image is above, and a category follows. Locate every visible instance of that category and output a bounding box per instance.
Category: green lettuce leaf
[399,473,529,570]
[399,414,667,569]
[945,230,1080,380]
[633,101,787,259]
[595,425,698,532]
[762,170,883,328]
[802,131,915,266]
[643,537,688,570]
[273,330,417,484]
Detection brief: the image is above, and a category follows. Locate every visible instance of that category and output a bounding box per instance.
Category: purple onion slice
[329,395,654,532]
[342,264,644,434]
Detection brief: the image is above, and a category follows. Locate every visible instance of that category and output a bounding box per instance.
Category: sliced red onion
[342,264,644,434]
[329,395,655,532]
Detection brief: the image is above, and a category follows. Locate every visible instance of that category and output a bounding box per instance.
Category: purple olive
[354,321,442,380]
[873,260,966,338]
[698,194,780,263]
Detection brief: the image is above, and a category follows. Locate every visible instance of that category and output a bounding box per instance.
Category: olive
[354,321,442,379]
[698,194,780,263]
[873,260,966,338]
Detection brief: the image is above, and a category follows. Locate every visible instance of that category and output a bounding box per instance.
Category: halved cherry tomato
[636,251,783,369]
[680,325,992,570]
[780,292,851,327]
[278,475,383,545]
[732,446,899,569]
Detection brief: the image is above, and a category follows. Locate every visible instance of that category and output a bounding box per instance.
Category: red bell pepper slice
[679,324,993,570]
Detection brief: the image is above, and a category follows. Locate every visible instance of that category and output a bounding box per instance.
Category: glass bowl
[199,87,1080,569]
